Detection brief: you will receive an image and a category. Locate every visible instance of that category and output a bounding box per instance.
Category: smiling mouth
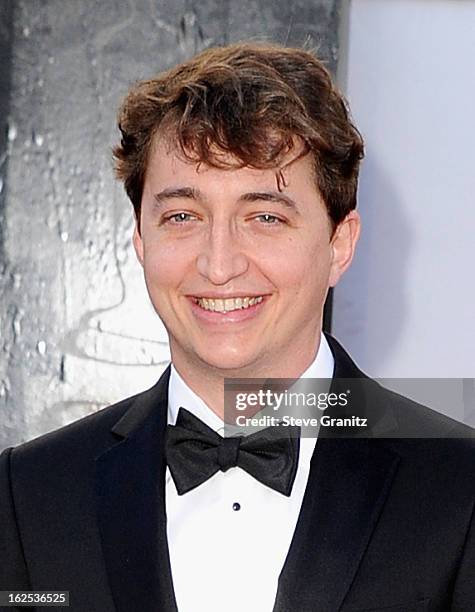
[193,296,264,313]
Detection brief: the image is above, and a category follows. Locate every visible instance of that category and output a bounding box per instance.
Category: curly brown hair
[113,42,364,229]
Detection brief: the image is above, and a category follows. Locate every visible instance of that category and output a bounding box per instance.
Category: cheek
[142,240,191,288]
[258,238,331,293]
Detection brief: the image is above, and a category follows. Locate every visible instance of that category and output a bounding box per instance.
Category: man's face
[134,139,359,379]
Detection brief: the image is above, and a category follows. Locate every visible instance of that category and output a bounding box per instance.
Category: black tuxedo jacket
[1,336,474,611]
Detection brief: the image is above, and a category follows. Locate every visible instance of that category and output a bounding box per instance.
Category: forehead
[145,135,318,195]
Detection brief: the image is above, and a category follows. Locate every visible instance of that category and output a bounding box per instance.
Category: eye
[165,212,196,224]
[255,213,284,224]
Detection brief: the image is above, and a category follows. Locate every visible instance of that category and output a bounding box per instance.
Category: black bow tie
[165,408,300,496]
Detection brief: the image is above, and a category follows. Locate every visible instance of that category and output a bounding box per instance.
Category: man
[0,43,474,612]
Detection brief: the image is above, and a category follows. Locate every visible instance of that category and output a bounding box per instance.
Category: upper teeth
[196,296,263,312]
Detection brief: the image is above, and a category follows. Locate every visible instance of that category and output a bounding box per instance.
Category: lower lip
[188,297,268,324]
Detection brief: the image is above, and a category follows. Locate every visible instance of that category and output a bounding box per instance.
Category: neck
[170,336,322,420]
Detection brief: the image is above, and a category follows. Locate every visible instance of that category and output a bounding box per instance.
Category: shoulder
[326,332,474,431]
[370,376,474,438]
[0,396,132,501]
[325,332,474,468]
[360,373,474,509]
[2,366,170,477]
[8,394,135,466]
[379,384,474,477]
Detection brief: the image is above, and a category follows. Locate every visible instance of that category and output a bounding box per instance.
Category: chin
[195,348,260,375]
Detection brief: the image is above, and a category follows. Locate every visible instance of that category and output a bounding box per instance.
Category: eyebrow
[238,191,298,211]
[153,187,202,206]
[153,187,299,211]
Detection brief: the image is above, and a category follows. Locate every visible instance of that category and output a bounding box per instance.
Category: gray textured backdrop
[0,0,341,450]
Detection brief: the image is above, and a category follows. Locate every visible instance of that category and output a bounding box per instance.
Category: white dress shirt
[166,334,334,612]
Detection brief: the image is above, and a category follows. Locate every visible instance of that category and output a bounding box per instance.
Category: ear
[328,210,360,287]
[132,220,144,267]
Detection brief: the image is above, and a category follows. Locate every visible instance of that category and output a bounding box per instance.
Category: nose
[196,222,249,285]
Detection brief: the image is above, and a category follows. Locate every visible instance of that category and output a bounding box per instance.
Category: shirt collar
[167,333,334,430]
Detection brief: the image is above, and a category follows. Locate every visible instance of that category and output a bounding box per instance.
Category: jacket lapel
[273,335,401,611]
[274,437,400,611]
[95,368,178,612]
